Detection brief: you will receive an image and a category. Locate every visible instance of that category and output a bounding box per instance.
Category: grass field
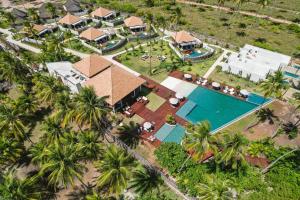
[117,40,221,82]
[105,0,300,56]
[188,0,300,22]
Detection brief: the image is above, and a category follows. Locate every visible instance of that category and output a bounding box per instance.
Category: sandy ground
[245,100,300,148]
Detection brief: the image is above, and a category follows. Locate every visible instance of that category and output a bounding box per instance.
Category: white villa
[222,44,291,82]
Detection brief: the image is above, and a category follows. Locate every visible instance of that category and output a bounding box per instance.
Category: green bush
[154,143,188,175]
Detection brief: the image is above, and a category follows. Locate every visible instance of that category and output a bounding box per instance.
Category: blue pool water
[155,124,186,144]
[247,93,270,105]
[176,87,267,131]
[186,51,204,59]
[284,71,299,79]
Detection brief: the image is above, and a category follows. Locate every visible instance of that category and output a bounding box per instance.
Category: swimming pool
[154,124,186,144]
[284,71,299,79]
[176,87,268,131]
[186,51,204,59]
[293,65,300,70]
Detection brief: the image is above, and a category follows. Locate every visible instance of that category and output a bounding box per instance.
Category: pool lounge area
[153,86,269,144]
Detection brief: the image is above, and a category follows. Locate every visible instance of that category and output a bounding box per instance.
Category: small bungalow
[63,0,85,15]
[33,24,53,37]
[124,16,146,33]
[58,13,86,29]
[172,30,202,51]
[91,7,116,21]
[79,27,109,44]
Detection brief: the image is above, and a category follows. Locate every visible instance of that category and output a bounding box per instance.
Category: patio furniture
[240,89,249,97]
[147,135,156,142]
[143,122,152,131]
[223,89,228,94]
[184,73,192,80]
[196,80,201,85]
[230,91,235,95]
[169,97,179,106]
[142,96,149,104]
[202,79,208,86]
[175,92,184,101]
[124,110,134,118]
[212,82,220,89]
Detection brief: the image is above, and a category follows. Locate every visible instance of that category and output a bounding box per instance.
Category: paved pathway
[203,49,228,78]
[177,0,300,26]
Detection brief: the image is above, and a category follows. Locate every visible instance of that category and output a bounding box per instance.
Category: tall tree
[27,8,40,23]
[76,131,103,161]
[216,132,248,174]
[94,145,136,197]
[0,135,24,169]
[0,170,42,199]
[52,91,74,127]
[40,117,66,145]
[0,100,27,141]
[45,2,57,21]
[73,87,110,131]
[196,175,235,200]
[37,141,85,189]
[32,74,68,107]
[183,121,219,161]
[130,166,163,197]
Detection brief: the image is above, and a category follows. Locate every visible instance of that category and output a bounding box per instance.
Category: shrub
[165,114,176,125]
[154,143,188,174]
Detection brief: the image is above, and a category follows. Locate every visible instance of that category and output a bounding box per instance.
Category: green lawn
[145,92,166,111]
[117,40,221,83]
[208,67,262,94]
[64,39,94,54]
[118,0,300,56]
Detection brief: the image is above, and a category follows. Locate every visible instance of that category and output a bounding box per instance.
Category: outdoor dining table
[143,122,152,130]
[169,97,179,105]
[184,74,192,80]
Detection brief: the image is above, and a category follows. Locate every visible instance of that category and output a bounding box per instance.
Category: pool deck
[135,75,189,147]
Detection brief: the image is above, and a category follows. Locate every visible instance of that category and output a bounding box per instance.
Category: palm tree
[73,87,110,131]
[130,166,163,197]
[38,141,85,189]
[117,121,140,148]
[156,15,166,34]
[45,2,58,22]
[216,132,248,174]
[0,135,24,169]
[15,94,38,116]
[260,70,289,100]
[0,170,42,199]
[0,52,30,84]
[94,145,136,196]
[27,8,40,24]
[0,102,27,141]
[247,71,288,129]
[32,74,68,106]
[183,121,219,161]
[76,131,103,161]
[40,117,66,145]
[145,12,154,75]
[52,91,74,127]
[196,175,235,200]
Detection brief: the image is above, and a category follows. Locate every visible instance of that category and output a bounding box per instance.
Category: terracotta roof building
[79,28,109,43]
[33,24,52,36]
[58,13,85,28]
[124,16,146,33]
[84,65,145,106]
[73,54,113,78]
[91,7,116,21]
[172,30,202,50]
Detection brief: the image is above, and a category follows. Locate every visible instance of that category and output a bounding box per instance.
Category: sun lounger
[124,110,134,118]
[223,89,228,93]
[142,96,149,104]
[147,135,156,142]
[196,80,201,85]
[230,91,235,95]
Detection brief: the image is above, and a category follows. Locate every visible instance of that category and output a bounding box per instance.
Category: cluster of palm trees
[0,52,163,199]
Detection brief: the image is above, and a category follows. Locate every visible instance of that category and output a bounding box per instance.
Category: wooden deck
[126,75,189,147]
